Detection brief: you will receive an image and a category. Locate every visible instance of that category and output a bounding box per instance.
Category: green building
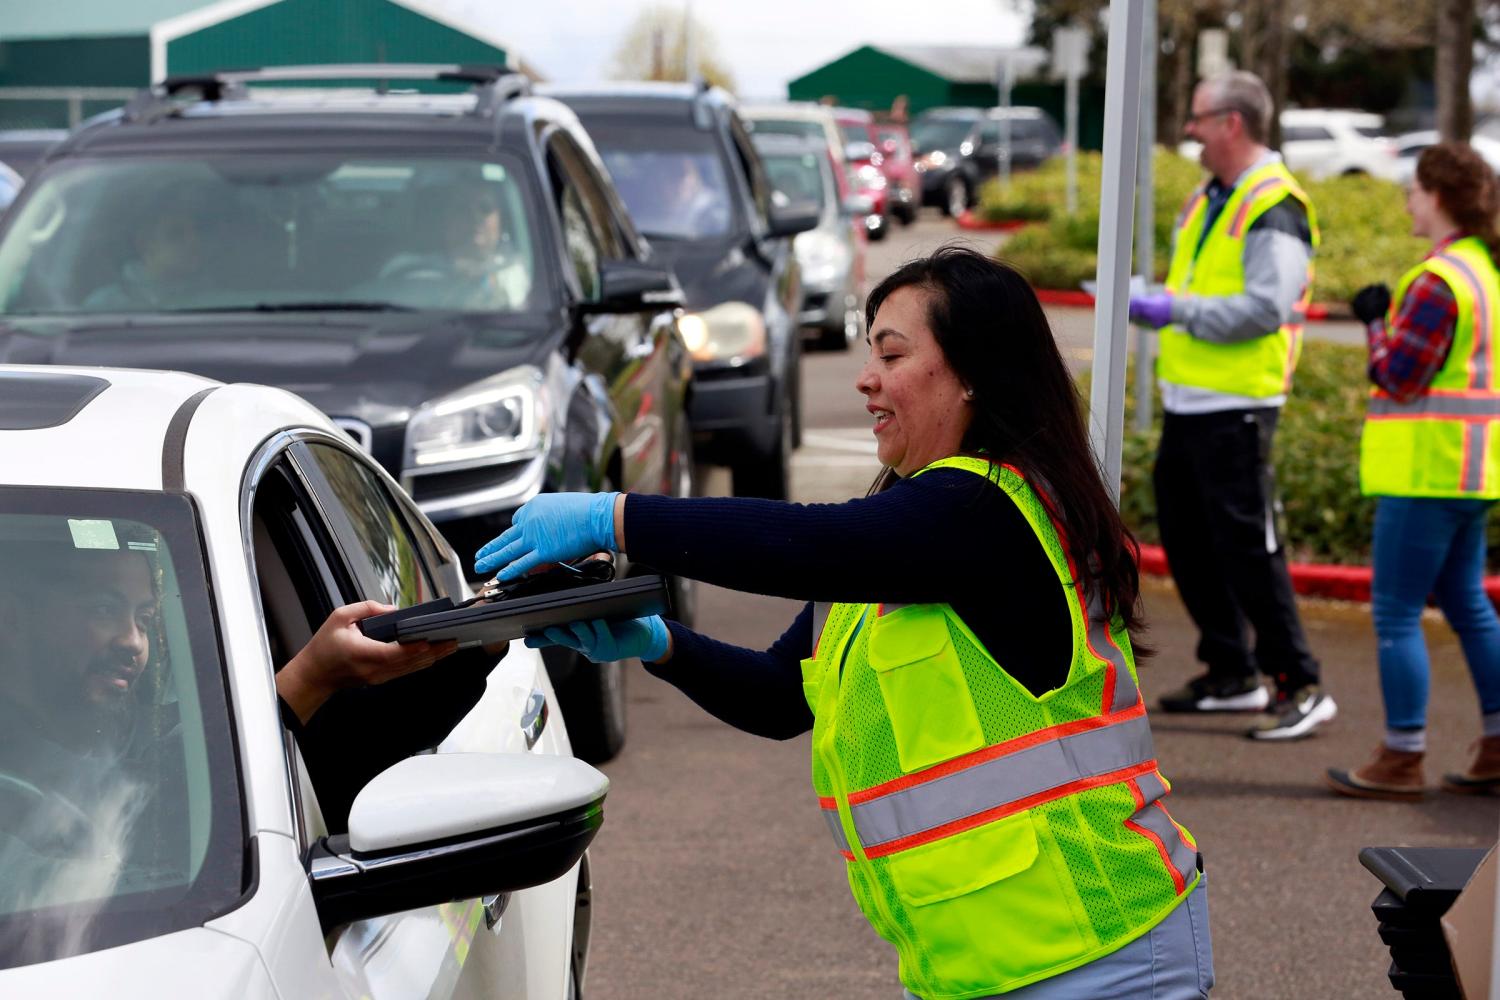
[788,43,1107,151]
[0,0,531,128]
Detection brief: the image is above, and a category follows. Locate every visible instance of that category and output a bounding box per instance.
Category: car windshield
[748,119,826,143]
[583,124,736,240]
[759,151,827,212]
[911,118,975,151]
[838,122,869,144]
[0,488,241,969]
[0,154,541,316]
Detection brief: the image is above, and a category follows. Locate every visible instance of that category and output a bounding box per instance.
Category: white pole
[1065,70,1079,215]
[1087,0,1147,503]
[1132,0,1158,432]
[996,58,1014,188]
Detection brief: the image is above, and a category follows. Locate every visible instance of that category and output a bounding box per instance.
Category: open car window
[0,487,241,969]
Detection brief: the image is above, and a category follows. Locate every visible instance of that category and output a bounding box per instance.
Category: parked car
[548,83,818,498]
[1178,109,1400,180]
[1392,130,1500,185]
[0,64,695,763]
[751,132,865,351]
[834,108,916,226]
[740,102,845,170]
[0,363,606,996]
[910,106,1063,216]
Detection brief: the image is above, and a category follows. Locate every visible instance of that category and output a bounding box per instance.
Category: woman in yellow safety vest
[475,246,1213,998]
[1328,142,1500,801]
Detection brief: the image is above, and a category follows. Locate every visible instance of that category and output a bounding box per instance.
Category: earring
[963,388,975,399]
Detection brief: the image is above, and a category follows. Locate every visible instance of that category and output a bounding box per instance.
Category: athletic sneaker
[1246,685,1337,740]
[1157,673,1270,713]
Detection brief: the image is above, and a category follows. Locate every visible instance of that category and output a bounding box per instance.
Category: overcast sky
[426,0,1028,100]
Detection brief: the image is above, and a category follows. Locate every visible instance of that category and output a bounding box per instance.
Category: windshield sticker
[67,518,119,550]
[483,163,507,181]
[127,540,158,552]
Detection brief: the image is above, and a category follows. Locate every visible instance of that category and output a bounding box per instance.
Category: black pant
[1153,407,1320,693]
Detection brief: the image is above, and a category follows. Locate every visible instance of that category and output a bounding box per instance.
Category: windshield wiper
[177,301,416,313]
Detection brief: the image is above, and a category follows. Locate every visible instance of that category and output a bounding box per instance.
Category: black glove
[1351,283,1392,325]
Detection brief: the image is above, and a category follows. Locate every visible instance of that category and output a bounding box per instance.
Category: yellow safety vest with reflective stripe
[1360,236,1500,498]
[801,456,1198,999]
[1158,159,1320,398]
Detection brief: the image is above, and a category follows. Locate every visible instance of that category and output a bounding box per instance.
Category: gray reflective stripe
[1087,593,1139,712]
[1126,783,1197,884]
[847,713,1156,852]
[1368,395,1500,418]
[1467,424,1490,493]
[811,602,833,654]
[821,806,850,853]
[1442,251,1494,388]
[1135,769,1168,802]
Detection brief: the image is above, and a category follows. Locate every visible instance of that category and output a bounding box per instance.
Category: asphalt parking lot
[582,212,1500,1000]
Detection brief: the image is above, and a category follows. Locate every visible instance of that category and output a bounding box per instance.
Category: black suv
[911,106,1063,217]
[0,64,696,762]
[544,84,817,499]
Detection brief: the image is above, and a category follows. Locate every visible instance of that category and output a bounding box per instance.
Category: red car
[834,108,918,234]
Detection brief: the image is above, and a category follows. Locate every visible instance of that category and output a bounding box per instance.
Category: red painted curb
[956,211,1034,232]
[1033,288,1343,322]
[1137,543,1500,605]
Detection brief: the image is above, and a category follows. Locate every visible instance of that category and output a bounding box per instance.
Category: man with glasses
[1128,70,1335,740]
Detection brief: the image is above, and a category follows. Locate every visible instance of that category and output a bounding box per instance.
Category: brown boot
[1326,745,1425,800]
[1442,736,1500,794]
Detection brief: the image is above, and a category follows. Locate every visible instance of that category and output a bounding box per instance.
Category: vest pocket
[885,812,1089,992]
[867,606,984,773]
[799,656,822,714]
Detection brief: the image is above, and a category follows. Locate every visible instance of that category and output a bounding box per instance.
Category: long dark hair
[1417,142,1500,260]
[865,245,1147,641]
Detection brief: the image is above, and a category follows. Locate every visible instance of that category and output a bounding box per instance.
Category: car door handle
[520,689,548,749]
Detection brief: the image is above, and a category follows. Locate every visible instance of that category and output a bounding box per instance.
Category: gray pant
[902,874,1213,999]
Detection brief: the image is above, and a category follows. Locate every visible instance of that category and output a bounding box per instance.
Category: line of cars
[0,63,830,997]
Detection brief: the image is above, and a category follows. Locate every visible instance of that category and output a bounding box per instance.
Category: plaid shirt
[1365,234,1461,402]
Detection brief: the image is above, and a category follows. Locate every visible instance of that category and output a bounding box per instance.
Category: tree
[1438,0,1476,139]
[607,5,736,93]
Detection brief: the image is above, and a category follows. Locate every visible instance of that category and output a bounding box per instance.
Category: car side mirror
[768,201,821,238]
[581,260,684,313]
[842,193,875,218]
[307,752,608,931]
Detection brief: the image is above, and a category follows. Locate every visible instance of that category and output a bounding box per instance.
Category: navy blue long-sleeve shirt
[624,468,1073,740]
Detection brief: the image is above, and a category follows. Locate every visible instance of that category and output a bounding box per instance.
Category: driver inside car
[82,201,207,312]
[0,526,487,904]
[373,182,530,310]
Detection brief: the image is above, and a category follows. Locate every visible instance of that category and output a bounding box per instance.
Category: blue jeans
[1372,496,1500,729]
[902,874,1214,999]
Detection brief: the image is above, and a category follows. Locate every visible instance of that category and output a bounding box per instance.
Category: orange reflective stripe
[834,712,1156,859]
[1124,771,1195,895]
[1227,177,1287,238]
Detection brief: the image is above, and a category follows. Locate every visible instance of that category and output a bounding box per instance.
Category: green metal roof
[1,0,216,39]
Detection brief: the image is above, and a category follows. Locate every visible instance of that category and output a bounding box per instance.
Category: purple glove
[1128,293,1175,330]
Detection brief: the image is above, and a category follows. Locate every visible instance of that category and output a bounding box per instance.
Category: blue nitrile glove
[473,491,620,580]
[524,616,670,663]
[1128,293,1175,330]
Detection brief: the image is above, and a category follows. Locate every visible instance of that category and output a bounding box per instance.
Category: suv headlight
[677,302,767,364]
[405,366,549,471]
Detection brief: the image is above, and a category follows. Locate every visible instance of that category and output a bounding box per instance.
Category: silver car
[750,132,866,351]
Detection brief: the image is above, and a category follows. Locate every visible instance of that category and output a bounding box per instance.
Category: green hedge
[984,151,1427,305]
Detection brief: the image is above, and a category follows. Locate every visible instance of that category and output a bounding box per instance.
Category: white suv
[1178,108,1400,180]
[0,365,604,998]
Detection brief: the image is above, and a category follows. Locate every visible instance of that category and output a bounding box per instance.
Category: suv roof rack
[123,64,529,123]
